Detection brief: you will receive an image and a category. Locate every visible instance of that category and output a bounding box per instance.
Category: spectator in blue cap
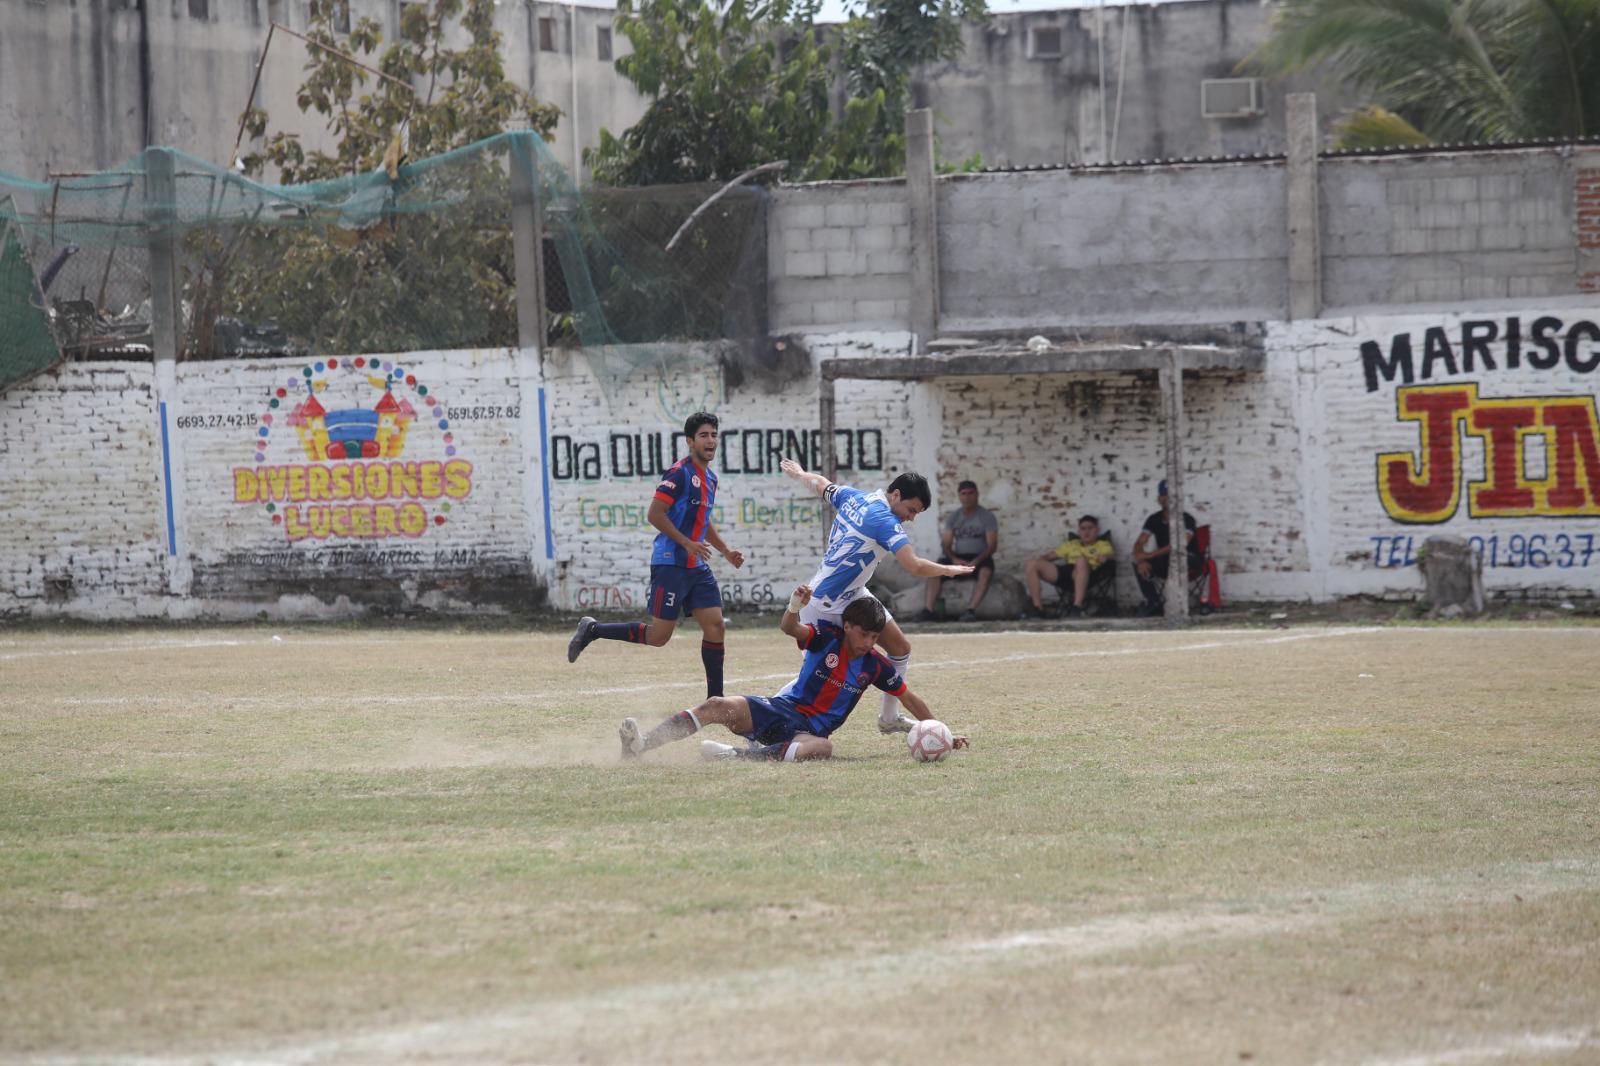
[1133,478,1201,616]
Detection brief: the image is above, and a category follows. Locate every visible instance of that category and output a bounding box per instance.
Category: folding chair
[1062,531,1118,617]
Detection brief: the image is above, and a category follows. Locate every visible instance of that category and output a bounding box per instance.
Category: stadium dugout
[815,331,1264,624]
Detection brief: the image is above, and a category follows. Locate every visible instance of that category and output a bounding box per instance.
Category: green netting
[0,132,767,381]
[0,218,63,390]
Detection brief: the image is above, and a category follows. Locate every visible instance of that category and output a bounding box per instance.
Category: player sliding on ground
[567,412,744,698]
[778,457,971,734]
[619,585,968,762]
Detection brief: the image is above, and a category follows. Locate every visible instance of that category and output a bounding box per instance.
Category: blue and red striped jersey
[774,620,907,737]
[651,457,717,568]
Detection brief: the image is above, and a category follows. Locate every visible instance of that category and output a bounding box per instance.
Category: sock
[595,621,648,643]
[881,653,911,725]
[642,709,699,751]
[701,639,725,698]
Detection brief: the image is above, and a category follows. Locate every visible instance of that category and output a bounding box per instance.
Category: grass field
[2,618,1597,1065]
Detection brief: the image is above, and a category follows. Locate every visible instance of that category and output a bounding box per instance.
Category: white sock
[782,741,799,762]
[880,653,911,724]
[686,708,702,731]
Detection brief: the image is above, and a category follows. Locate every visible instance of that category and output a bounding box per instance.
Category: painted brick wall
[0,362,167,617]
[5,304,1598,618]
[931,365,1309,605]
[539,335,930,612]
[1277,304,1600,599]
[171,349,540,616]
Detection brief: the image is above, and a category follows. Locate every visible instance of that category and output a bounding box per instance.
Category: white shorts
[798,587,894,630]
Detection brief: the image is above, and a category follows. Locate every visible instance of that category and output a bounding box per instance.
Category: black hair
[684,411,719,439]
[958,480,978,492]
[841,596,888,632]
[886,472,931,510]
[1079,514,1099,526]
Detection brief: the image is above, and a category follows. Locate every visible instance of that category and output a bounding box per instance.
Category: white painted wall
[3,304,1597,618]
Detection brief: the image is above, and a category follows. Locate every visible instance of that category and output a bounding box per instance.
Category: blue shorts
[742,695,824,745]
[648,563,721,622]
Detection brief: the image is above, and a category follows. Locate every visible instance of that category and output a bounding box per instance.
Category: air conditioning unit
[1201,78,1264,119]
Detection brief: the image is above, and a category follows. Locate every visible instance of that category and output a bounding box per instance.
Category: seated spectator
[920,480,998,622]
[1021,514,1114,619]
[1133,479,1204,616]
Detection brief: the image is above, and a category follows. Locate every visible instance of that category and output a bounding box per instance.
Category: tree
[1249,0,1600,148]
[185,0,561,357]
[587,0,986,186]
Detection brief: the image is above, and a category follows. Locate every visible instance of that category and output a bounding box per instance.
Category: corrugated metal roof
[971,135,1600,174]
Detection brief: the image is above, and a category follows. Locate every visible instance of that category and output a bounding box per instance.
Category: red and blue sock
[595,621,648,643]
[701,639,725,698]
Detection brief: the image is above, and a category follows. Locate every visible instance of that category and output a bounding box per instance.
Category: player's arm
[1133,529,1160,564]
[779,458,834,500]
[779,584,813,640]
[647,495,713,562]
[703,524,744,569]
[896,687,970,748]
[894,543,972,579]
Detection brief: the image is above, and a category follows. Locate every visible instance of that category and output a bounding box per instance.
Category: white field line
[3,627,1384,709]
[1347,1028,1597,1066]
[1,623,1593,664]
[14,858,1596,1066]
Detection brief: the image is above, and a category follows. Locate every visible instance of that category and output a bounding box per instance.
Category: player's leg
[874,613,915,733]
[685,567,727,697]
[621,695,754,758]
[697,698,822,761]
[1136,556,1170,614]
[569,566,682,662]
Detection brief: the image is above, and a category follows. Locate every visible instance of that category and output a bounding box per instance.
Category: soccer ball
[906,719,955,763]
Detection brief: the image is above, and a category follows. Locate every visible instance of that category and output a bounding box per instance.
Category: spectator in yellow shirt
[1021,515,1113,619]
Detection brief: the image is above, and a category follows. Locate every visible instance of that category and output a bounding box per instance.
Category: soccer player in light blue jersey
[618,585,969,762]
[778,457,971,734]
[567,412,744,699]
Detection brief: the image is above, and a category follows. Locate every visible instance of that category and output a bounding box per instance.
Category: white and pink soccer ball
[906,719,955,763]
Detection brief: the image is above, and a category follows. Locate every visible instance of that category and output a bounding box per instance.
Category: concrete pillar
[1286,93,1322,320]
[1159,348,1189,625]
[508,131,548,352]
[905,108,940,347]
[145,147,192,595]
[509,131,555,599]
[819,372,838,549]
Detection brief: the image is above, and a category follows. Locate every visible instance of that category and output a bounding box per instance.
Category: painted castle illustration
[287,389,416,460]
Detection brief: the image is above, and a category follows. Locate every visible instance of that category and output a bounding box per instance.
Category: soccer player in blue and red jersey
[617,585,969,762]
[567,412,744,698]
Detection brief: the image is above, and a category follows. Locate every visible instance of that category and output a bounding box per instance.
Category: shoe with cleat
[568,616,598,663]
[619,717,643,759]
[878,711,918,735]
[699,740,739,761]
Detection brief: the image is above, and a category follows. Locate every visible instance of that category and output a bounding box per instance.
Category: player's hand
[793,584,813,606]
[690,540,714,562]
[944,563,974,577]
[951,735,970,750]
[724,548,745,569]
[779,458,808,480]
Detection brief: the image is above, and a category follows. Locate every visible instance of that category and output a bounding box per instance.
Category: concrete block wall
[0,363,167,617]
[768,183,915,334]
[1321,150,1581,309]
[936,165,1291,330]
[1579,157,1600,293]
